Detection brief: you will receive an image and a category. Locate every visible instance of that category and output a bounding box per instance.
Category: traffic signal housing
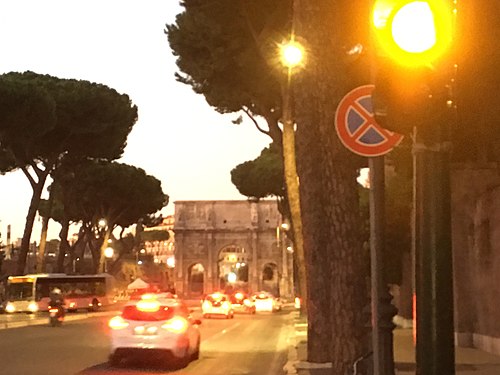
[371,0,455,140]
[372,0,453,66]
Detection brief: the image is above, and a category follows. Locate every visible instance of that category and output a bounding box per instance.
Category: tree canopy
[166,0,290,143]
[0,71,138,274]
[51,158,168,272]
[231,143,284,199]
[57,159,168,230]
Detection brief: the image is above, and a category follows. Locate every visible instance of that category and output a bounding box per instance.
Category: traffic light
[371,0,455,139]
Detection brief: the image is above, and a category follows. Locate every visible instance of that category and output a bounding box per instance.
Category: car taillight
[202,301,212,310]
[109,316,129,330]
[222,301,230,309]
[244,299,252,307]
[235,292,243,300]
[49,308,59,313]
[161,316,188,334]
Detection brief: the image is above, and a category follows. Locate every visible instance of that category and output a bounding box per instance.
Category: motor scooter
[48,305,65,327]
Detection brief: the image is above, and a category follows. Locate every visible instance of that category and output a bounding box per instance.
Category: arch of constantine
[173,200,293,299]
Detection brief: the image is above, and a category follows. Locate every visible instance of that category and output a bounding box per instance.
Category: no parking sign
[334,85,403,157]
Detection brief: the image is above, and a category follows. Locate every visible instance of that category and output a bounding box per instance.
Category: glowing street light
[104,247,114,258]
[280,40,305,69]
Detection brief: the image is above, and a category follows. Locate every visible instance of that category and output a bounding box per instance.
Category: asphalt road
[0,309,291,375]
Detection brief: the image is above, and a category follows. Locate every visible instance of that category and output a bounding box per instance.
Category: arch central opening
[218,245,249,294]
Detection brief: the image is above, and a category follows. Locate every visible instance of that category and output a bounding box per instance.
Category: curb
[284,310,300,374]
[0,310,118,330]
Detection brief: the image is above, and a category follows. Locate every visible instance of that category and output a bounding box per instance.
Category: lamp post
[104,247,114,273]
[277,221,292,299]
[278,38,308,312]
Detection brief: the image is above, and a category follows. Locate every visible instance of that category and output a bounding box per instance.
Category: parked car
[108,293,201,367]
[201,292,234,319]
[229,291,256,314]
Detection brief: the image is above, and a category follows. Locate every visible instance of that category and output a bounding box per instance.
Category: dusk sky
[0,1,271,241]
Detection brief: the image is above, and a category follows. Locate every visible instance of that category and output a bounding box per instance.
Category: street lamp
[278,37,308,311]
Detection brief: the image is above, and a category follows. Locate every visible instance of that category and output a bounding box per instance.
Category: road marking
[202,322,242,344]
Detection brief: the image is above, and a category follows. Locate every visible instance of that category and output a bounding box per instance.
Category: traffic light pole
[413,118,455,375]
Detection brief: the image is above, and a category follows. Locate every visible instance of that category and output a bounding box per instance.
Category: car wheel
[172,346,190,369]
[191,339,200,360]
[109,353,121,367]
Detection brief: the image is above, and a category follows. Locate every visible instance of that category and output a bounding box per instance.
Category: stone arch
[261,262,279,296]
[187,263,205,297]
[218,244,250,293]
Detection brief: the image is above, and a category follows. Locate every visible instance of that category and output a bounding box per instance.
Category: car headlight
[28,302,38,312]
[5,303,15,313]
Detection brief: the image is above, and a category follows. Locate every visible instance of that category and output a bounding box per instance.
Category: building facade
[173,200,293,298]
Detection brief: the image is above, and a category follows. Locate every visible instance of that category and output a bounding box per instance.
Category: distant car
[229,291,256,314]
[252,291,282,312]
[108,293,201,367]
[202,292,234,319]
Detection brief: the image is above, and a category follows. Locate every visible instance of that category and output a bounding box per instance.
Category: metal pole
[369,156,396,375]
[414,112,455,375]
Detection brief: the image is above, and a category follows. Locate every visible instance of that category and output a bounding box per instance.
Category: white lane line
[202,322,242,344]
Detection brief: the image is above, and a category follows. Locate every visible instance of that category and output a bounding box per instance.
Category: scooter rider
[49,287,65,318]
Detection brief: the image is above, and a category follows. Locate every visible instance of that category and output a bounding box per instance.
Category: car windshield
[206,295,227,303]
[254,293,271,300]
[230,293,248,303]
[122,305,175,321]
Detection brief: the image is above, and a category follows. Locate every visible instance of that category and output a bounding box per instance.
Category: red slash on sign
[334,84,403,157]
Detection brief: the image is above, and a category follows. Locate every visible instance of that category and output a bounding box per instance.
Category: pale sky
[0,1,271,241]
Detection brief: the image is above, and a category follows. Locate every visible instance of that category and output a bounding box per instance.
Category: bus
[4,273,115,313]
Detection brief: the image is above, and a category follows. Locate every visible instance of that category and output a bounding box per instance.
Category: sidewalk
[284,311,500,375]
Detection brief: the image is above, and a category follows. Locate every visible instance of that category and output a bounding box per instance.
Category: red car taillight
[49,308,59,313]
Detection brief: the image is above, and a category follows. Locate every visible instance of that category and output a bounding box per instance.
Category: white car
[252,291,282,312]
[108,293,201,367]
[201,293,234,319]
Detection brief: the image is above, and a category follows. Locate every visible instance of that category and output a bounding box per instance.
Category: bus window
[8,282,34,301]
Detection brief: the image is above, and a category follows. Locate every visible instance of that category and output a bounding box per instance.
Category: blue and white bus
[5,273,115,313]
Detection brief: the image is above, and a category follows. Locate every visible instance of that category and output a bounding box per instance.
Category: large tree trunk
[16,167,50,275]
[294,0,369,370]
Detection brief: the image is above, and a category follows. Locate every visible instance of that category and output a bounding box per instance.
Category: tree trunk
[57,220,70,273]
[16,170,49,275]
[282,81,308,313]
[294,0,370,370]
[36,215,49,273]
[98,226,112,273]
